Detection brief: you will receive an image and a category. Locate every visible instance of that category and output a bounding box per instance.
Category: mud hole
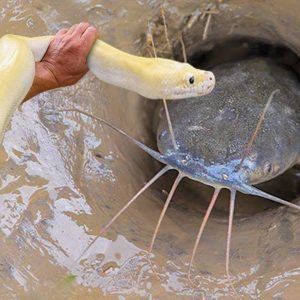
[0,1,300,299]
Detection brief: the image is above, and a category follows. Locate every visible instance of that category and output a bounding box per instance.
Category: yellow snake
[0,34,215,143]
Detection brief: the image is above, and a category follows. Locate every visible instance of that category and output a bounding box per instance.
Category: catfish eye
[189,76,195,84]
[264,162,272,174]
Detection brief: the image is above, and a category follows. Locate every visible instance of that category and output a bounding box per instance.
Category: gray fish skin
[157,58,300,188]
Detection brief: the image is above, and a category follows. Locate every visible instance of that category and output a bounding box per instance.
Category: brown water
[1,0,300,299]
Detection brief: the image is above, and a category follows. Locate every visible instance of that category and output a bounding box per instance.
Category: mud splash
[0,1,300,299]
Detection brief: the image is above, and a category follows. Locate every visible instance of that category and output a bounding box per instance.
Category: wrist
[35,62,59,91]
[24,62,59,102]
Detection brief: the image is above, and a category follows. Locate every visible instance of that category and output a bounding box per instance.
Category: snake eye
[189,76,195,84]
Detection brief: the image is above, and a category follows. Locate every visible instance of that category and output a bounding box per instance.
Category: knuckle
[58,27,67,32]
[69,41,81,51]
[63,35,72,43]
[88,26,99,37]
[89,26,97,32]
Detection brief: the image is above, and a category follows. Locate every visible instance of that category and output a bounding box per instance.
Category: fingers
[81,26,99,48]
[67,22,90,35]
[44,22,99,88]
[57,28,68,36]
[56,23,99,49]
[72,22,90,37]
[67,24,78,35]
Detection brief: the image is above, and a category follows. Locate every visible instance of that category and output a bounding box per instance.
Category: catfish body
[157,58,300,186]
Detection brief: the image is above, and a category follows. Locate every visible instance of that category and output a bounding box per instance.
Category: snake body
[0,34,215,143]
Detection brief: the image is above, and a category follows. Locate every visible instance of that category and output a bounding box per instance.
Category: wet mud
[1,1,300,299]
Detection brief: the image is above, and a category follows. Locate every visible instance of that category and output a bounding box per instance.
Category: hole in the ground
[150,38,300,218]
[183,37,300,75]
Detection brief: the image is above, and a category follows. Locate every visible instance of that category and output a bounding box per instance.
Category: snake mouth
[170,75,215,99]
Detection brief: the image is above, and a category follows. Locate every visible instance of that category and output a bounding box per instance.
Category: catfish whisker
[146,172,183,284]
[237,89,279,170]
[58,109,168,165]
[160,5,173,56]
[226,189,240,299]
[147,15,177,150]
[76,166,171,261]
[187,188,221,285]
[147,20,157,58]
[178,32,187,63]
[100,166,171,236]
[148,172,183,254]
[240,184,300,210]
[162,98,177,150]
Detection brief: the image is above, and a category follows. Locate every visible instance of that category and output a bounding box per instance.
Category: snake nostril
[209,77,213,80]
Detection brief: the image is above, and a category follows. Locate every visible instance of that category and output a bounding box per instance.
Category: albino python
[0,34,215,143]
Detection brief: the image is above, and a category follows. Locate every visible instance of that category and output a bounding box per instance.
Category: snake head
[152,59,215,99]
[169,62,215,99]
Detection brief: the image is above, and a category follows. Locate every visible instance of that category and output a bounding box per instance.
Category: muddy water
[1,0,300,299]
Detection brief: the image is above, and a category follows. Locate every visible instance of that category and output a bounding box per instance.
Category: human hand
[25,22,99,101]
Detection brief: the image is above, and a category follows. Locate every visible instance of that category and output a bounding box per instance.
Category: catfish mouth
[184,162,291,209]
[173,151,298,207]
[164,151,247,189]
